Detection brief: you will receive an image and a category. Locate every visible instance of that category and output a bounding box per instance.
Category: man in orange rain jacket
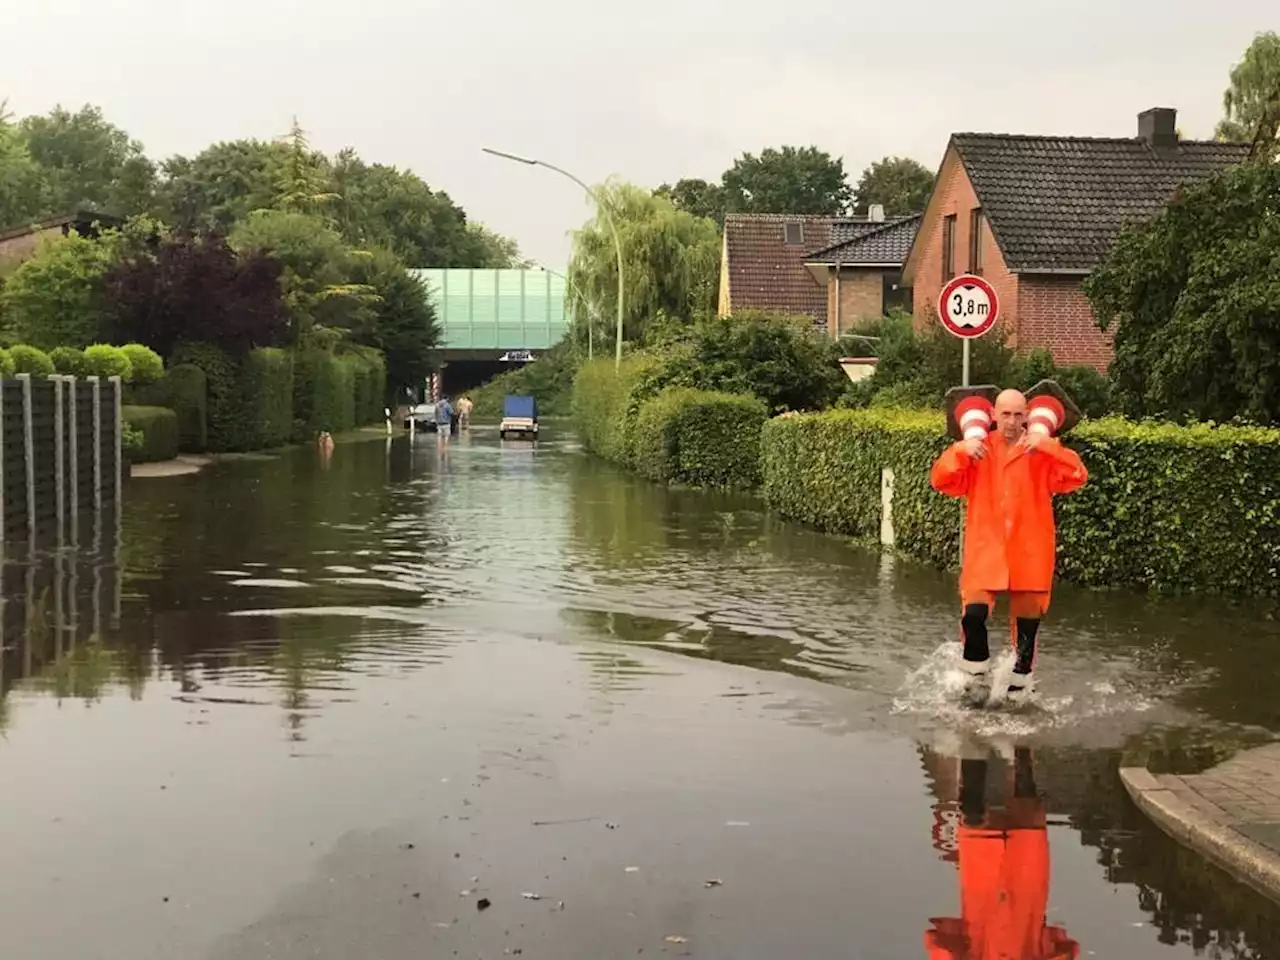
[924,747,1079,960]
[930,389,1087,699]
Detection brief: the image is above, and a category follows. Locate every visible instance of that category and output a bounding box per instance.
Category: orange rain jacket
[930,434,1087,594]
[925,816,1079,960]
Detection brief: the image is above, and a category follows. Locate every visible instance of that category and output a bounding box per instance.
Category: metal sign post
[938,275,1001,559]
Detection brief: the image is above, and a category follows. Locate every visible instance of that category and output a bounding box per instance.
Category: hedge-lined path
[1122,745,1280,904]
[3,428,1280,959]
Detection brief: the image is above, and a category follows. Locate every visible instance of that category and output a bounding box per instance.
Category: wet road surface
[1,426,1279,958]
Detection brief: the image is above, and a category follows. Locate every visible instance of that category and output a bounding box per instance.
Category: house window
[969,208,984,275]
[882,271,911,314]
[783,221,804,246]
[942,214,956,280]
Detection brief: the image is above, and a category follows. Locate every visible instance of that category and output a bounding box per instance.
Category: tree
[0,229,124,348]
[273,118,340,218]
[1216,31,1280,156]
[654,178,728,224]
[102,232,290,357]
[465,221,528,268]
[350,249,441,398]
[852,156,934,217]
[0,101,47,230]
[1084,161,1280,424]
[329,150,485,267]
[154,140,287,233]
[720,146,851,215]
[568,182,720,344]
[19,104,156,216]
[230,210,374,345]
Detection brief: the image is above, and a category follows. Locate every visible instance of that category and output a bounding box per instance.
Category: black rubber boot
[1008,618,1040,698]
[959,758,988,827]
[1013,747,1037,799]
[960,604,991,668]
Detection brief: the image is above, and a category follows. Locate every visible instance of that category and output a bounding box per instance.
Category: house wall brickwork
[1018,276,1111,370]
[826,269,884,336]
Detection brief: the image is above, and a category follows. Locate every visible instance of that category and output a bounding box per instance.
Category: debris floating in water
[704,878,723,888]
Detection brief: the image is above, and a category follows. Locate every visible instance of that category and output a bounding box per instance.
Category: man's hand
[1018,431,1048,453]
[962,436,987,460]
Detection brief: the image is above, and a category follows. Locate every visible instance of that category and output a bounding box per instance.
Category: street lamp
[482,147,625,369]
[531,261,594,361]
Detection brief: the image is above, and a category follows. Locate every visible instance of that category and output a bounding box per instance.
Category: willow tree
[1216,31,1280,156]
[568,181,720,347]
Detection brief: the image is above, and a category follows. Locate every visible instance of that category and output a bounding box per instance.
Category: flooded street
[2,426,1280,959]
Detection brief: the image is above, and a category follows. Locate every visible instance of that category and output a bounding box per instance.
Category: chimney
[1138,107,1178,147]
[868,203,885,222]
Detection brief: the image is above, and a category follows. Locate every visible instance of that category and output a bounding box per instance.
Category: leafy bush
[122,405,179,463]
[243,348,294,448]
[9,344,54,378]
[83,344,133,381]
[633,388,766,487]
[657,311,847,414]
[470,341,579,419]
[342,350,386,426]
[122,421,145,457]
[167,363,208,452]
[0,231,119,349]
[50,347,90,377]
[0,348,14,379]
[120,343,164,384]
[761,409,1280,595]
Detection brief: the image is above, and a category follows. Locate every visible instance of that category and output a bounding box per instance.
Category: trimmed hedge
[83,344,133,381]
[122,405,179,463]
[51,347,90,377]
[10,344,54,378]
[634,387,767,488]
[172,342,244,452]
[0,348,13,379]
[294,350,355,439]
[243,348,294,448]
[167,363,208,452]
[761,410,1280,596]
[572,353,674,468]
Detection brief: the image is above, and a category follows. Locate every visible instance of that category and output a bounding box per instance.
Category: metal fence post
[68,376,78,547]
[54,375,66,549]
[89,376,101,513]
[109,376,122,503]
[18,374,34,550]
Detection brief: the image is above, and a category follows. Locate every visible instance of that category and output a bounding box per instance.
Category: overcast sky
[3,1,1273,267]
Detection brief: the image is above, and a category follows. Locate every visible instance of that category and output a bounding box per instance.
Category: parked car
[402,402,439,432]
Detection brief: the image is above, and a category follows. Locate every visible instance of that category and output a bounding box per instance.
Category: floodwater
[2,425,1279,959]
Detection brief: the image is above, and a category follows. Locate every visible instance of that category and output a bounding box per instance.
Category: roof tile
[723,214,834,323]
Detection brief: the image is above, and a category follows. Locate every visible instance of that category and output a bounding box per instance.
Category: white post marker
[937,274,1000,387]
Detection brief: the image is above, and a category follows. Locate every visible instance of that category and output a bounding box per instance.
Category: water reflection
[923,742,1080,959]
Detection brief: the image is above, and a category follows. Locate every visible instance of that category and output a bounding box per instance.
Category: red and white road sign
[938,275,999,338]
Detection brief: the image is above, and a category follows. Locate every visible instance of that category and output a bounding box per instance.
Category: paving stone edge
[1120,766,1280,905]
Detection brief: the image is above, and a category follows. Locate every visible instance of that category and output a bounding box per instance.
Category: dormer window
[783,221,804,245]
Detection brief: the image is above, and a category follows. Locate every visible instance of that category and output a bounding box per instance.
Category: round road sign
[938,274,999,338]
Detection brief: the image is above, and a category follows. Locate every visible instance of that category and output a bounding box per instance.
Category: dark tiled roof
[723,214,835,323]
[952,134,1251,271]
[806,215,921,266]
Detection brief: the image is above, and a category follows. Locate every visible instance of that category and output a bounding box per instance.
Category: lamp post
[531,262,594,361]
[482,147,625,369]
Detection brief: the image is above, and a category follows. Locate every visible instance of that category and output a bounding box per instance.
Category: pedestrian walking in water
[435,396,453,439]
[457,395,474,429]
[929,389,1087,701]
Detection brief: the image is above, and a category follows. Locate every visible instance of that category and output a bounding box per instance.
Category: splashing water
[891,641,1154,739]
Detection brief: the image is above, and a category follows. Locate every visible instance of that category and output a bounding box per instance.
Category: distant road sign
[938,275,999,338]
[500,350,536,362]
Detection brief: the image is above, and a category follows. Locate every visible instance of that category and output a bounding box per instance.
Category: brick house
[719,208,917,334]
[803,214,920,338]
[0,211,124,272]
[901,108,1251,369]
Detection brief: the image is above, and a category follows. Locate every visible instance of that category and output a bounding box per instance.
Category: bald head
[995,389,1027,441]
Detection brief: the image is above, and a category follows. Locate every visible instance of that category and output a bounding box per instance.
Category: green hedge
[572,353,674,468]
[167,363,208,452]
[243,348,294,448]
[633,387,767,488]
[172,343,244,453]
[122,405,179,463]
[344,352,386,426]
[294,350,355,440]
[761,410,1280,596]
